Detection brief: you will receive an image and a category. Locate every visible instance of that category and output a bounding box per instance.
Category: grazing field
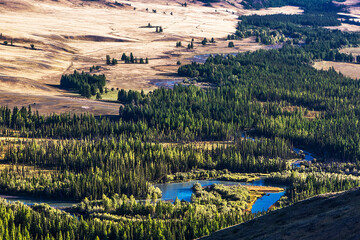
[0,0,302,115]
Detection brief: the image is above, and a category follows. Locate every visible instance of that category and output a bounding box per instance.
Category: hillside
[201,187,360,240]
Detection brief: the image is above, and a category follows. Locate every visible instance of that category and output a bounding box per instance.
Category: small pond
[153,79,183,88]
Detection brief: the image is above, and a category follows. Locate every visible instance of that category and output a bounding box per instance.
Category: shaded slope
[201,188,360,240]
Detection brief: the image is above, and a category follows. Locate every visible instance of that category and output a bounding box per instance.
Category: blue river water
[0,131,311,213]
[0,195,77,209]
[155,179,286,213]
[153,133,315,213]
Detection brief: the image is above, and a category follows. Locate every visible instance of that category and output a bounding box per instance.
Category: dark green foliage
[0,136,293,200]
[0,197,254,240]
[60,70,106,98]
[106,55,111,65]
[241,0,345,14]
[0,3,360,240]
[121,53,127,61]
[239,14,341,27]
[235,14,358,54]
[266,171,360,204]
[177,47,360,161]
[89,65,100,72]
[188,41,194,49]
[201,38,207,45]
[122,53,147,64]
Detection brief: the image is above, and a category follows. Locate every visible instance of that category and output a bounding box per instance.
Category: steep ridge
[201,188,360,240]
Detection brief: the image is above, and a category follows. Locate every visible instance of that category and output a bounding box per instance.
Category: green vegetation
[177,13,360,161]
[60,70,106,98]
[241,0,345,13]
[166,169,263,183]
[89,65,101,72]
[0,136,293,200]
[192,183,250,209]
[121,53,148,64]
[267,170,360,207]
[0,1,360,239]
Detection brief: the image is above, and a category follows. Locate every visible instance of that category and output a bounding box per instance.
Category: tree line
[60,70,106,98]
[0,136,294,200]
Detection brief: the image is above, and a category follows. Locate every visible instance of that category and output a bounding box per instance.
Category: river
[0,195,77,209]
[155,179,286,213]
[0,131,314,213]
[152,134,315,213]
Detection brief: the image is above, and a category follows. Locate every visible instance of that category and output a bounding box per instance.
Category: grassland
[0,0,304,115]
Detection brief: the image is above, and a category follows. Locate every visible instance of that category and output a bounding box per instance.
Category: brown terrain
[200,187,360,240]
[313,61,360,79]
[0,0,303,115]
[1,0,359,116]
[314,0,360,77]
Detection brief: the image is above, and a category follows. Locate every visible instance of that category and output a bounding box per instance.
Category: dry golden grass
[159,141,234,150]
[335,0,360,5]
[327,0,360,32]
[0,0,302,115]
[245,185,284,211]
[340,47,360,56]
[313,61,360,80]
[246,185,284,193]
[326,23,360,32]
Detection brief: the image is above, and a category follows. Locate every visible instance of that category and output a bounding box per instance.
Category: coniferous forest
[1,0,360,239]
